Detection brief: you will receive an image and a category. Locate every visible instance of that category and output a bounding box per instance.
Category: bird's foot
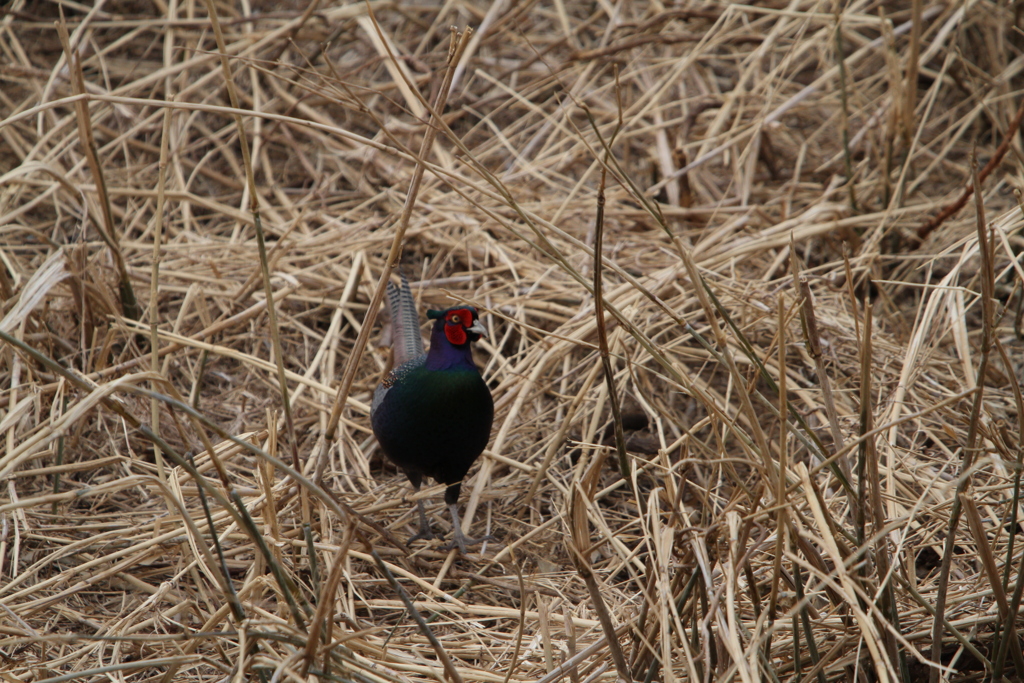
[443,503,496,554]
[408,522,437,544]
[443,529,497,554]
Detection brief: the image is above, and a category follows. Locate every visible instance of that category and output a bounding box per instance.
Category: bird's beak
[468,320,487,338]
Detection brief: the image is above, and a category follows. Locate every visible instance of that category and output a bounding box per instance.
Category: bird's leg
[412,499,435,541]
[443,483,495,554]
[405,472,436,542]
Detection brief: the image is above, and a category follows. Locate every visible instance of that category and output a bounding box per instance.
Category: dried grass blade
[54,13,138,321]
[929,153,995,683]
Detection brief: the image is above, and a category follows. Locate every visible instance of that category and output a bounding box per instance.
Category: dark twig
[593,67,631,491]
[917,96,1024,240]
[929,153,995,683]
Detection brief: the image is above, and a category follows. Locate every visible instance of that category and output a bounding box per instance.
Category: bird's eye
[450,314,461,324]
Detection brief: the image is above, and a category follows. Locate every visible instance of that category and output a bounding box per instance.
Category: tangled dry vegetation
[3,0,1024,682]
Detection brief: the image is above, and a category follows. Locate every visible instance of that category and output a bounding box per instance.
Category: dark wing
[386,272,425,367]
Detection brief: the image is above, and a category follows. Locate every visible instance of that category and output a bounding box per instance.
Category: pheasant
[371,275,494,553]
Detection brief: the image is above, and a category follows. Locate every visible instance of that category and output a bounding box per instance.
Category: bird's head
[428,306,486,346]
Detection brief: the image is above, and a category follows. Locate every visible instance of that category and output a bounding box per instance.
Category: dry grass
[2,0,1024,682]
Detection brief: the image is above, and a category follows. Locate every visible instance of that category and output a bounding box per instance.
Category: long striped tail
[385,272,424,366]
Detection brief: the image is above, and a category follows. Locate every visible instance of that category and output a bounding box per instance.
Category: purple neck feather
[425,320,477,371]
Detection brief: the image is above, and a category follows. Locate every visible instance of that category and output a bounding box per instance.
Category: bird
[371,274,495,553]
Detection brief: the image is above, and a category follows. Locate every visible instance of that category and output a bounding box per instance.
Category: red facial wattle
[445,325,467,345]
[443,309,474,345]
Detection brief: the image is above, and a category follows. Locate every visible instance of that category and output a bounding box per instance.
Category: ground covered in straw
[2,0,1024,682]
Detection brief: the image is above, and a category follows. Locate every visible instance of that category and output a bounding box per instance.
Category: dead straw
[2,3,1024,683]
